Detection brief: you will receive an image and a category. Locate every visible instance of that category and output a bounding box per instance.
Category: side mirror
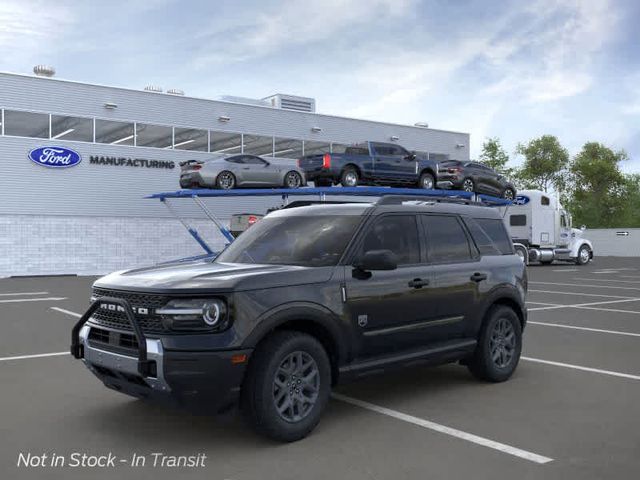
[405,153,417,161]
[355,250,398,271]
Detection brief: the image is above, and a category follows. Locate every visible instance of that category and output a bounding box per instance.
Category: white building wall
[585,228,640,257]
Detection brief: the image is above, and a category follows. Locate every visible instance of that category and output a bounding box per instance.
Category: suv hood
[94,259,334,293]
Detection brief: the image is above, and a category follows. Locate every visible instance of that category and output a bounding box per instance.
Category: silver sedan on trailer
[179,154,307,189]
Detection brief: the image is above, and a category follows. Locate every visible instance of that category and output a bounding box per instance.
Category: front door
[344,214,440,358]
[371,143,416,183]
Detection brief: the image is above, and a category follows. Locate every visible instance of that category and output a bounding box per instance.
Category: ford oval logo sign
[28,146,82,168]
[514,195,530,205]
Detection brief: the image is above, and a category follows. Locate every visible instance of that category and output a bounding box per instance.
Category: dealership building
[0,69,470,277]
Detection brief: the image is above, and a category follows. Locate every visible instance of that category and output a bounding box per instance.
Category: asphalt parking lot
[2,257,640,480]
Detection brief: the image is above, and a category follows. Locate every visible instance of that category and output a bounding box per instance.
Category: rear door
[419,214,484,338]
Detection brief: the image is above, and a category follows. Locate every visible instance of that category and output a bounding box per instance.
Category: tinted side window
[468,218,514,255]
[422,215,472,263]
[510,215,526,226]
[243,155,267,165]
[541,196,550,206]
[225,156,244,164]
[360,215,420,265]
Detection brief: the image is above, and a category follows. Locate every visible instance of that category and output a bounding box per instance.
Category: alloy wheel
[273,351,320,423]
[343,172,358,187]
[580,247,590,264]
[489,318,516,368]
[286,172,302,188]
[503,188,515,200]
[421,175,434,189]
[462,179,474,192]
[218,172,235,189]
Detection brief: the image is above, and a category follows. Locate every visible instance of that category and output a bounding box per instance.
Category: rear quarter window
[465,217,514,255]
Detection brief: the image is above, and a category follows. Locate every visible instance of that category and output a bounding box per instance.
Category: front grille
[88,327,139,354]
[89,288,168,334]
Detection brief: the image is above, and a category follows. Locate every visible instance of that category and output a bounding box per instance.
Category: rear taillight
[192,164,202,170]
[248,215,258,226]
[322,153,331,169]
[448,167,461,174]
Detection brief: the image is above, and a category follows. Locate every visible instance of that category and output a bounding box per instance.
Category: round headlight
[203,302,221,326]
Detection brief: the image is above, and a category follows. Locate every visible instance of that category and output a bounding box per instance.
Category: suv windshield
[215,215,362,267]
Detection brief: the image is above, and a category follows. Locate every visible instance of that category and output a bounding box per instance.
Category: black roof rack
[376,194,485,206]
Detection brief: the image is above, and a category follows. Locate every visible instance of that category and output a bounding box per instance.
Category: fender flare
[241,302,349,365]
[476,286,526,330]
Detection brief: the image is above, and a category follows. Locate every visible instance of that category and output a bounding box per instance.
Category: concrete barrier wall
[586,228,640,257]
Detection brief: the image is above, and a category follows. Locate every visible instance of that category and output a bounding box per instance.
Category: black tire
[462,178,475,192]
[418,172,435,190]
[340,167,359,187]
[314,179,332,187]
[576,244,591,265]
[241,331,331,442]
[216,171,236,190]
[283,171,303,189]
[502,187,516,200]
[467,305,522,382]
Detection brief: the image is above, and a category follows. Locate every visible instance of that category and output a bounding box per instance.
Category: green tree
[479,137,510,172]
[567,142,628,228]
[515,135,569,192]
[618,174,640,227]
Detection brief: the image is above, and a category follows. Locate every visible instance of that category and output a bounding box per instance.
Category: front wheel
[502,187,516,200]
[576,245,591,265]
[467,305,522,382]
[462,178,475,192]
[418,172,435,189]
[284,171,303,189]
[241,331,331,442]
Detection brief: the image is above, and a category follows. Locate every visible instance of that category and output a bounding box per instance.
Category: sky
[1,0,639,172]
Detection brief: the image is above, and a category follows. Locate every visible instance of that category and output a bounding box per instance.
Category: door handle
[408,278,429,289]
[470,272,487,282]
[242,167,250,170]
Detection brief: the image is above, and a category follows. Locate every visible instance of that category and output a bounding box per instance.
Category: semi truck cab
[501,190,593,265]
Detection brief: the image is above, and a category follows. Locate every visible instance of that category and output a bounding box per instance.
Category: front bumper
[72,298,250,412]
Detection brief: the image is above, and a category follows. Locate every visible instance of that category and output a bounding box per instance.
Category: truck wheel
[418,172,435,189]
[576,245,591,265]
[241,331,331,442]
[467,305,522,382]
[216,171,236,189]
[462,178,475,192]
[340,167,359,187]
[502,187,516,200]
[514,245,528,265]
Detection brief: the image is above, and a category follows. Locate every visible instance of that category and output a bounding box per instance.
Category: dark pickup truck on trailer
[71,197,527,442]
[298,141,441,189]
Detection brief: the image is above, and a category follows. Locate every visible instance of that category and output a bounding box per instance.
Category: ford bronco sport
[71,196,527,441]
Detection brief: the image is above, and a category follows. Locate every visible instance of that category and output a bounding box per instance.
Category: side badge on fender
[358,315,368,327]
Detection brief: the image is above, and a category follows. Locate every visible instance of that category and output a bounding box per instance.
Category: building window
[243,134,274,156]
[210,131,242,154]
[51,115,93,142]
[3,110,49,138]
[303,140,330,156]
[136,123,173,149]
[173,127,208,151]
[95,119,134,145]
[273,137,303,159]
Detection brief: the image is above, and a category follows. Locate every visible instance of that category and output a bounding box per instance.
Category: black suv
[437,160,517,200]
[71,197,527,441]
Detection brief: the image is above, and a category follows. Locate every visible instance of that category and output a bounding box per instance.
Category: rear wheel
[284,171,303,189]
[576,245,591,265]
[241,331,331,442]
[340,167,359,187]
[467,305,522,382]
[216,171,236,190]
[418,172,435,189]
[462,178,475,192]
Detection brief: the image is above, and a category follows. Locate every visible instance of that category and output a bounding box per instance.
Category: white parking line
[0,352,68,362]
[51,307,81,318]
[332,393,553,464]
[529,289,635,299]
[530,281,640,292]
[522,357,640,381]
[0,291,49,296]
[528,321,640,337]
[572,305,640,315]
[0,297,67,304]
[552,269,578,272]
[528,298,640,311]
[572,277,640,285]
